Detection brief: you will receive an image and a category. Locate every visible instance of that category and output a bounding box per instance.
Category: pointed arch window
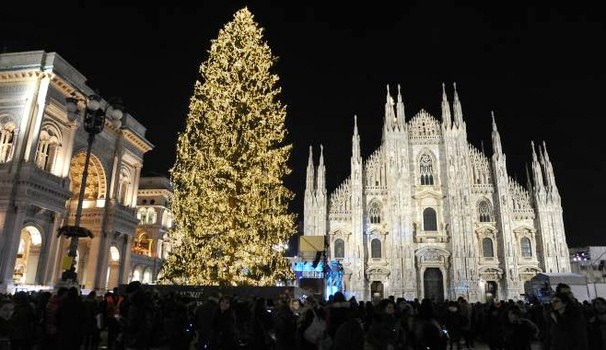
[423,208,438,231]
[334,239,345,259]
[0,120,16,163]
[369,201,382,224]
[482,238,494,258]
[478,200,493,222]
[419,154,434,185]
[521,238,532,258]
[371,239,382,258]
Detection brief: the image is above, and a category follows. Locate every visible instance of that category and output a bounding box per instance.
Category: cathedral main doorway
[485,281,498,302]
[371,281,384,299]
[423,268,444,302]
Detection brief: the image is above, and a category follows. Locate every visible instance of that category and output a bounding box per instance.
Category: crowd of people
[0,281,604,350]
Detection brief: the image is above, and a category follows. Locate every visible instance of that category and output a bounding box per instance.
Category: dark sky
[2,2,605,247]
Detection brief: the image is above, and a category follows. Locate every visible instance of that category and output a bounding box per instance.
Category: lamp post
[58,94,124,283]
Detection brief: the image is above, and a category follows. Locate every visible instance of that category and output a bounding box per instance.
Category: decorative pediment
[367,228,387,236]
[330,229,351,237]
[415,246,450,265]
[513,226,535,238]
[475,224,498,237]
[478,266,503,280]
[478,266,503,274]
[412,189,444,201]
[366,266,391,277]
[518,265,542,274]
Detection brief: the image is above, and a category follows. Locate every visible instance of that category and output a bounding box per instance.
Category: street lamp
[58,93,124,283]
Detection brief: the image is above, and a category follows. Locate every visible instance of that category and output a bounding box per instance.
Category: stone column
[0,204,26,292]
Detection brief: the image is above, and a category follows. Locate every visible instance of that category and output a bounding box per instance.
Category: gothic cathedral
[303,84,570,302]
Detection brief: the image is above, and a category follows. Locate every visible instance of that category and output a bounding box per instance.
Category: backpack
[303,309,327,345]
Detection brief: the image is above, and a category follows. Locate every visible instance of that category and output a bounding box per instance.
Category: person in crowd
[100,290,119,350]
[163,292,190,350]
[325,291,350,341]
[396,300,415,348]
[457,297,474,350]
[412,298,447,350]
[544,292,588,350]
[443,300,464,350]
[249,297,274,349]
[332,304,364,350]
[484,301,506,350]
[273,296,301,350]
[56,287,85,350]
[367,298,401,350]
[82,291,100,350]
[503,304,538,350]
[121,281,154,350]
[588,297,606,350]
[0,299,14,350]
[209,296,238,349]
[194,292,220,349]
[9,291,36,350]
[42,287,66,350]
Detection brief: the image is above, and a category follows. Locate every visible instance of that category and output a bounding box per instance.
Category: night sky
[2,2,604,247]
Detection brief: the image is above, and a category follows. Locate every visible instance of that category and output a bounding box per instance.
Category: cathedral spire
[542,140,551,163]
[396,84,406,129]
[541,141,559,194]
[491,111,503,156]
[525,162,533,192]
[305,145,315,195]
[453,82,464,127]
[352,115,361,160]
[441,82,452,128]
[530,141,545,190]
[316,144,326,197]
[383,84,396,135]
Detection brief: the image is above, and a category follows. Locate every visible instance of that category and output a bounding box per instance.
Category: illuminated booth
[293,236,344,300]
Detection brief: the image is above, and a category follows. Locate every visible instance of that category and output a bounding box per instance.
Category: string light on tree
[160,7,296,286]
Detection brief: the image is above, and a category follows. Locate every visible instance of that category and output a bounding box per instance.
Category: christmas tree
[161,7,296,286]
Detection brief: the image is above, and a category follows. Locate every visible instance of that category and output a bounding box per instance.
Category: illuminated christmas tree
[161,7,296,286]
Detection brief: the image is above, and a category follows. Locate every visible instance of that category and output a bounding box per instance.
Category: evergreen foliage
[161,8,296,286]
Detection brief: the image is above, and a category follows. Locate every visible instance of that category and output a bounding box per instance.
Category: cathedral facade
[304,84,570,302]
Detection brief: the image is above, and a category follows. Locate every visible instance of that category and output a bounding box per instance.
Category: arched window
[0,119,16,163]
[334,239,345,259]
[423,208,438,231]
[132,230,153,257]
[521,238,532,258]
[482,238,494,258]
[419,154,434,185]
[137,208,148,224]
[35,125,62,172]
[371,239,382,258]
[369,201,381,224]
[145,208,157,225]
[478,200,492,222]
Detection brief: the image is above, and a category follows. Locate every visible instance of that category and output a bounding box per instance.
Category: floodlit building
[570,246,606,284]
[130,176,173,284]
[304,84,570,302]
[0,51,153,293]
